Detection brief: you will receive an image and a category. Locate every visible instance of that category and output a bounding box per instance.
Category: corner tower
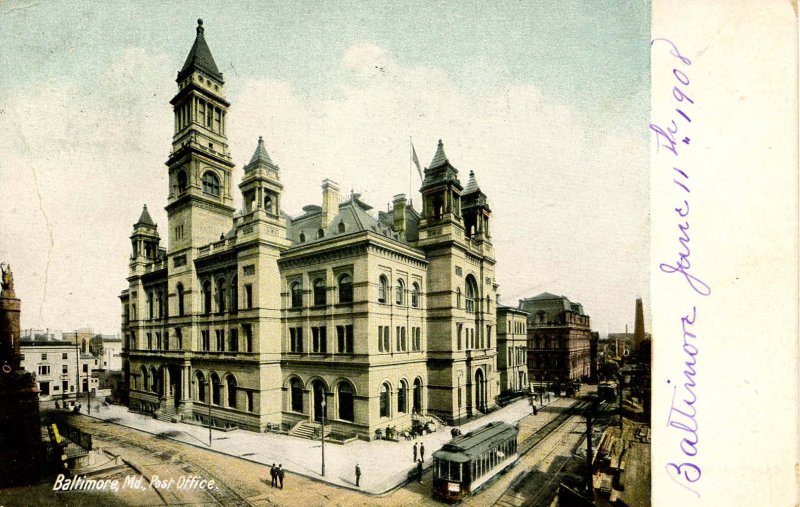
[165,19,235,251]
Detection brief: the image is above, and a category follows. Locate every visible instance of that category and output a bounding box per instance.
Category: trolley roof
[433,422,518,463]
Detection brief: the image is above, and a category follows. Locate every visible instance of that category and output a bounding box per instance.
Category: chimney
[321,179,340,229]
[634,298,645,350]
[393,194,407,236]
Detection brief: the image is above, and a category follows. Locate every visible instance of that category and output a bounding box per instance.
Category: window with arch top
[290,282,303,308]
[411,282,420,308]
[378,275,388,304]
[380,382,391,418]
[299,232,306,243]
[318,228,325,239]
[398,380,408,413]
[226,375,237,409]
[465,276,478,313]
[338,382,354,422]
[313,278,326,306]
[290,378,303,412]
[338,274,353,303]
[337,221,346,234]
[395,279,405,305]
[202,171,220,197]
[177,170,187,193]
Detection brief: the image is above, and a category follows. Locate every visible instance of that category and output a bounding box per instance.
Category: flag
[411,142,423,180]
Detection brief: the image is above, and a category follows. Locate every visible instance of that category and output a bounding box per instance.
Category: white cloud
[0,43,648,335]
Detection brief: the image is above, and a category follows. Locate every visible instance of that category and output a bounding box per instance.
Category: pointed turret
[136,204,156,227]
[244,136,277,172]
[463,170,480,195]
[429,139,449,169]
[422,139,461,190]
[177,19,223,84]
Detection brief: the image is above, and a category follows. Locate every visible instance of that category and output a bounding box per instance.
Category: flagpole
[409,136,412,203]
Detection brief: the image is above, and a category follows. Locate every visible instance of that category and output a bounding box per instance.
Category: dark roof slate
[178,19,223,83]
[136,205,155,226]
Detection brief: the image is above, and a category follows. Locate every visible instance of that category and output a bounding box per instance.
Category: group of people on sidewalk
[269,463,285,489]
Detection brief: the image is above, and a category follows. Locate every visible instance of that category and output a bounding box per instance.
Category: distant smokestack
[634,298,645,349]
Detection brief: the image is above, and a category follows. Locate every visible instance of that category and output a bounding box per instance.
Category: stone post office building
[120,20,500,439]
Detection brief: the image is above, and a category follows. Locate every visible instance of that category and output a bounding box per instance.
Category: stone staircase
[155,403,177,423]
[288,420,332,440]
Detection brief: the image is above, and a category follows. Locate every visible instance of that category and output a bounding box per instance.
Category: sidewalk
[77,395,579,494]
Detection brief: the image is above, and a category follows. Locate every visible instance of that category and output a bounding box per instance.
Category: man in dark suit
[413,441,418,462]
[270,463,277,488]
[416,459,424,484]
[278,464,285,489]
[355,463,361,487]
[420,442,425,462]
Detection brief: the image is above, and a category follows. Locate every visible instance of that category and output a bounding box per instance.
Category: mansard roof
[178,19,223,83]
[286,193,418,246]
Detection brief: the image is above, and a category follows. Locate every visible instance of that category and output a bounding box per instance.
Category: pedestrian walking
[270,463,277,488]
[355,463,361,487]
[416,459,423,484]
[420,442,425,462]
[533,405,538,416]
[413,441,418,462]
[278,464,284,489]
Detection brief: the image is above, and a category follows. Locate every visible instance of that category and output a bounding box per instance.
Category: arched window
[203,281,212,314]
[378,275,388,304]
[290,282,303,308]
[299,232,306,243]
[337,222,346,234]
[313,278,326,306]
[338,382,354,422]
[338,274,353,303]
[413,378,422,413]
[210,373,221,405]
[230,276,238,313]
[195,371,206,402]
[398,380,408,413]
[151,366,160,395]
[395,279,405,305]
[202,171,220,196]
[411,282,420,308]
[264,194,273,214]
[317,228,325,239]
[177,170,187,193]
[290,378,303,412]
[216,278,226,312]
[465,276,478,313]
[177,283,185,316]
[456,287,462,309]
[226,375,237,409]
[379,383,391,418]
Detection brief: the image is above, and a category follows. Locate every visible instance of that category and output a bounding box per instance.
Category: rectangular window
[401,327,407,352]
[244,284,253,309]
[41,353,47,360]
[229,328,239,352]
[61,353,68,360]
[156,332,162,350]
[201,330,210,351]
[383,326,390,352]
[62,364,68,374]
[486,325,492,349]
[337,325,354,354]
[378,327,384,352]
[290,327,304,353]
[147,333,152,350]
[38,365,50,375]
[216,330,225,352]
[312,326,327,353]
[241,324,252,352]
[396,326,401,351]
[457,323,463,350]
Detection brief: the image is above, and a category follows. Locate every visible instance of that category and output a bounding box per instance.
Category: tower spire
[178,18,223,84]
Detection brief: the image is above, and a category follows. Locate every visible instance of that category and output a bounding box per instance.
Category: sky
[0,0,650,336]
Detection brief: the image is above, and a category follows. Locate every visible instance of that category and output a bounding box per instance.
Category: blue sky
[0,1,650,335]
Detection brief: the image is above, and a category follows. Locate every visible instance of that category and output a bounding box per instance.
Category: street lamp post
[321,395,326,477]
[457,371,463,428]
[207,380,212,447]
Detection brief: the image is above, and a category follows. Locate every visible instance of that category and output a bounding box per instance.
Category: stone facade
[496,306,529,393]
[120,20,499,439]
[520,292,593,383]
[19,341,100,400]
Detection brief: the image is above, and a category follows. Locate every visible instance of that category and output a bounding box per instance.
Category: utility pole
[585,395,597,494]
[74,342,79,407]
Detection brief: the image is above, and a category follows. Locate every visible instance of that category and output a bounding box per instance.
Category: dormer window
[318,228,325,239]
[338,222,346,233]
[299,232,306,243]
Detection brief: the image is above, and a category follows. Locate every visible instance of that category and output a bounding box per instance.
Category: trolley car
[432,421,519,502]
